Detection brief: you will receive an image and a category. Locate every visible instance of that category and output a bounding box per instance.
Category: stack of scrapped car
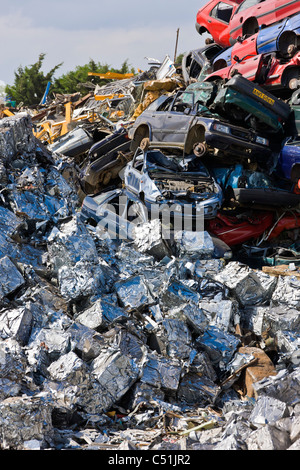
[195,0,300,48]
[190,0,300,261]
[78,0,300,263]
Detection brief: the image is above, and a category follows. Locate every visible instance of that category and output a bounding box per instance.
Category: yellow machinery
[88,71,134,101]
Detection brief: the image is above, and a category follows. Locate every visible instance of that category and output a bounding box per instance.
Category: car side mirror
[184,107,191,115]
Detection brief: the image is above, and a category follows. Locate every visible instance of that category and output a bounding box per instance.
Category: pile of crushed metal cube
[0,113,298,451]
[1,2,300,451]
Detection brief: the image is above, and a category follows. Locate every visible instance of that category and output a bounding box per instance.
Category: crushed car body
[123,147,223,220]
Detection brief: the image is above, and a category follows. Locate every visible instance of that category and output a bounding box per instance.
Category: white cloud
[0,1,208,84]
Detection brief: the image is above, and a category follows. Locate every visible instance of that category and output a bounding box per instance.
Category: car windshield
[146,151,211,176]
[146,150,179,172]
[185,81,218,108]
[236,0,265,14]
[210,2,234,23]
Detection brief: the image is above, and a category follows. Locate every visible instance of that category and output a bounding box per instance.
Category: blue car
[210,163,300,207]
[278,137,300,182]
[212,12,300,71]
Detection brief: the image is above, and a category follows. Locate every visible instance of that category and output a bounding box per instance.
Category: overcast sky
[0,0,209,86]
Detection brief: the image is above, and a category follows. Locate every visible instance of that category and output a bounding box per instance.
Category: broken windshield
[146,150,211,176]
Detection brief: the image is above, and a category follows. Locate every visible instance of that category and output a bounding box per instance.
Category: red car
[205,50,300,94]
[196,0,300,47]
[229,0,300,45]
[196,0,243,47]
[206,211,274,246]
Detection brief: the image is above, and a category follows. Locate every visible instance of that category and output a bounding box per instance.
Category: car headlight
[213,123,231,134]
[256,136,269,146]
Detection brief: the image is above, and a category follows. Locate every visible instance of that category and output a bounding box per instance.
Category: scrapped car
[277,137,300,182]
[266,212,300,240]
[123,147,223,220]
[212,12,300,73]
[47,125,111,159]
[195,0,243,47]
[87,126,131,164]
[80,127,132,194]
[206,209,274,246]
[195,0,300,47]
[210,163,300,207]
[207,50,300,96]
[229,0,300,45]
[80,187,148,240]
[128,89,272,161]
[209,74,291,135]
[80,149,133,195]
[181,43,224,85]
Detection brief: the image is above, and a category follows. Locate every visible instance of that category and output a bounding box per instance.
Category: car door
[124,150,144,196]
[274,0,300,22]
[150,95,174,143]
[159,91,196,146]
[208,1,236,35]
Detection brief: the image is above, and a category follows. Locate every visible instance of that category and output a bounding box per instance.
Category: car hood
[149,171,222,202]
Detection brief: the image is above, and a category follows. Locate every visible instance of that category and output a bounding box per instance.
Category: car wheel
[193,142,207,157]
[140,137,150,151]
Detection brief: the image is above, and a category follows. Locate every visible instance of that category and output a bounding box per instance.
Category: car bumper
[205,128,271,160]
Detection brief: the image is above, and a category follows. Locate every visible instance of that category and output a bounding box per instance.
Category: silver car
[123,147,223,221]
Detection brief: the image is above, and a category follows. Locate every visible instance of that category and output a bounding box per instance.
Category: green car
[187,75,291,136]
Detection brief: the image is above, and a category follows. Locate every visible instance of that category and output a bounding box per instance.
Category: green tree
[5,53,62,106]
[51,59,135,96]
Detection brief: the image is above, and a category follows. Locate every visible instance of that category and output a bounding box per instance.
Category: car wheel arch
[242,17,259,38]
[185,124,207,155]
[291,163,300,182]
[281,66,300,89]
[131,124,151,151]
[198,25,209,35]
[278,30,298,58]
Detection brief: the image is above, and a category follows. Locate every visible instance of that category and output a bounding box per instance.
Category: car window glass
[210,2,234,23]
[156,96,174,111]
[171,91,194,111]
[189,60,202,80]
[146,96,169,111]
[236,0,265,14]
[132,153,144,172]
